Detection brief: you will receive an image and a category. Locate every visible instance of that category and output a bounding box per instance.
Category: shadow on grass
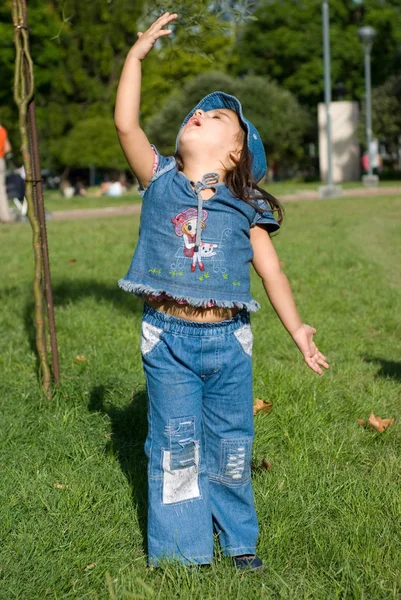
[88,384,149,555]
[21,280,142,369]
[51,280,143,316]
[4,280,142,318]
[23,300,40,372]
[364,356,401,382]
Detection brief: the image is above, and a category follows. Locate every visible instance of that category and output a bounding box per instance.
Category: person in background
[0,123,14,223]
[97,173,126,197]
[74,179,87,197]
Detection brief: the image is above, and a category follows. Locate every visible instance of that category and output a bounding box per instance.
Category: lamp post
[319,0,341,198]
[358,25,378,185]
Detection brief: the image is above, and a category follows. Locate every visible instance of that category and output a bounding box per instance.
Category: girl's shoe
[233,555,264,571]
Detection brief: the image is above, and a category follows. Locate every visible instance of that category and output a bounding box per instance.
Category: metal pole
[364,45,373,176]
[322,0,333,186]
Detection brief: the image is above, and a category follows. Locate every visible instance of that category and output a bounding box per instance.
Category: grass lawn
[1,194,401,599]
[43,189,142,213]
[41,180,401,213]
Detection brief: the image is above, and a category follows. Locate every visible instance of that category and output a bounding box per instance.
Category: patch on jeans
[234,325,253,356]
[221,438,252,484]
[141,321,163,355]
[162,446,200,504]
[165,417,197,470]
[162,417,200,504]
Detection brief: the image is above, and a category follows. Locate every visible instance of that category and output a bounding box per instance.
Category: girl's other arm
[114,12,177,188]
[250,224,329,375]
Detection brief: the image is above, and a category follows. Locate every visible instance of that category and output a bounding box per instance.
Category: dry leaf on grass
[251,458,272,472]
[54,483,70,489]
[357,412,395,432]
[85,562,96,571]
[253,398,273,416]
[75,355,87,362]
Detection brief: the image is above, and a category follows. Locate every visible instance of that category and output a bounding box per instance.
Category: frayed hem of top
[117,279,260,312]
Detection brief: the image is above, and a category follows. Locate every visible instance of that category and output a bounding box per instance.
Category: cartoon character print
[171,208,218,272]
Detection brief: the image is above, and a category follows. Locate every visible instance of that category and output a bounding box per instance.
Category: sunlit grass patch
[0,195,400,598]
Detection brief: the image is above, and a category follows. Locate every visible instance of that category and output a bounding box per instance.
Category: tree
[0,0,251,168]
[61,117,127,170]
[0,0,66,157]
[146,71,310,163]
[140,19,235,126]
[359,75,401,154]
[0,0,146,167]
[231,0,401,108]
[137,1,257,125]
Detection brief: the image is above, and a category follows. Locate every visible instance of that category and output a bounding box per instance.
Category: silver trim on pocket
[234,325,253,357]
[141,322,163,355]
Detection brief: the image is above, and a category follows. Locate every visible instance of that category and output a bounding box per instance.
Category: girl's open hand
[291,324,329,375]
[131,12,178,61]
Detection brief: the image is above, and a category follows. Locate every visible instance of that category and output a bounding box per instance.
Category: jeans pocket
[141,321,164,356]
[232,325,253,358]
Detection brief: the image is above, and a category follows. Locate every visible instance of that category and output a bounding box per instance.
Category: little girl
[115,12,329,570]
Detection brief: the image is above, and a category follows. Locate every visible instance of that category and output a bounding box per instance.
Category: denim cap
[176,91,267,183]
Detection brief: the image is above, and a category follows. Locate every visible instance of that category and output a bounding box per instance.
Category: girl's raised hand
[131,12,178,61]
[291,324,329,375]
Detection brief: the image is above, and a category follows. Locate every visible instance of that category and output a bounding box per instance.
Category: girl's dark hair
[175,124,284,227]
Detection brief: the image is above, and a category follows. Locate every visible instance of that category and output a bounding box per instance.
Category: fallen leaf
[75,355,87,362]
[251,458,272,472]
[68,258,77,264]
[85,562,96,571]
[357,412,395,432]
[253,398,273,416]
[54,483,70,489]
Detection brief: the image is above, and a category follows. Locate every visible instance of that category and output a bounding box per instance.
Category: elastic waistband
[142,302,250,336]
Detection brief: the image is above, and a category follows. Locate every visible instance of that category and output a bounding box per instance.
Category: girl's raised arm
[114,12,177,188]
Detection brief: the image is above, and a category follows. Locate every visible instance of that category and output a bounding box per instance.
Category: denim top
[118,147,280,312]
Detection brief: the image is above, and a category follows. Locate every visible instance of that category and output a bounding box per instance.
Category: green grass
[41,180,401,213]
[266,179,401,196]
[43,190,141,213]
[1,194,401,599]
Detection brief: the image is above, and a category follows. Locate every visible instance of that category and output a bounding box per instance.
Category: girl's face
[177,108,243,166]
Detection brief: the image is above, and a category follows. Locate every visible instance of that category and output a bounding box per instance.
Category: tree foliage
[1,0,146,167]
[146,71,310,162]
[231,0,401,107]
[0,0,249,168]
[359,75,401,151]
[61,117,127,169]
[1,0,400,170]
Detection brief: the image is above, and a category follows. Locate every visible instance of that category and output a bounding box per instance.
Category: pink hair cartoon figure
[171,208,217,272]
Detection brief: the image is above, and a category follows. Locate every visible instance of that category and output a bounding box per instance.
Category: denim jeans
[141,303,258,566]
